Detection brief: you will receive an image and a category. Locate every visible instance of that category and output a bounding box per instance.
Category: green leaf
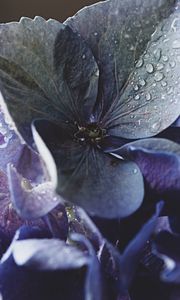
[32,120,144,219]
[0,17,99,146]
[65,0,175,118]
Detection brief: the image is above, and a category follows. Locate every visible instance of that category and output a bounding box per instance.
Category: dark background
[0,0,97,23]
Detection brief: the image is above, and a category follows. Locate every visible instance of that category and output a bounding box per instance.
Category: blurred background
[0,0,97,22]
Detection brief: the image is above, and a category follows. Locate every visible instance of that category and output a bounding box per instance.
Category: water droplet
[169,61,176,68]
[114,40,118,44]
[133,168,138,174]
[144,53,150,59]
[130,45,135,51]
[124,33,130,39]
[135,58,144,68]
[95,69,99,77]
[161,81,167,87]
[82,54,86,59]
[167,87,173,95]
[94,32,98,36]
[139,79,146,86]
[145,93,151,101]
[156,63,164,71]
[153,48,162,61]
[154,71,164,82]
[134,95,140,100]
[172,39,180,49]
[146,63,154,73]
[134,84,139,91]
[151,120,161,133]
[163,38,170,43]
[171,17,180,32]
[162,55,169,62]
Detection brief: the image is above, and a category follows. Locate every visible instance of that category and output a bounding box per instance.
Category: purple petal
[120,202,163,288]
[7,164,62,220]
[123,146,180,195]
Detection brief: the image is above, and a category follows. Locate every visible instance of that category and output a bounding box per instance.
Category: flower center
[74,123,106,145]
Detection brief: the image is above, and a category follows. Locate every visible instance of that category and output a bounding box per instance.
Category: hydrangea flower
[0,0,179,219]
[0,1,179,299]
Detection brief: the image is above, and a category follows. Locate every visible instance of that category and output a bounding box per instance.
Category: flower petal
[68,206,104,250]
[103,9,180,138]
[119,138,180,156]
[120,147,180,195]
[120,202,163,287]
[33,119,144,218]
[0,226,85,300]
[65,0,174,117]
[0,94,44,183]
[155,230,180,284]
[71,233,102,300]
[7,164,62,220]
[0,17,99,146]
[13,238,90,270]
[114,138,180,197]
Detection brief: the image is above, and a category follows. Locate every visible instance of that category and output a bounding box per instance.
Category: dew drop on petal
[95,69,99,77]
[53,196,58,202]
[124,33,130,39]
[139,79,146,86]
[146,63,154,73]
[144,53,150,59]
[145,92,152,101]
[167,87,174,94]
[154,71,164,82]
[162,55,169,62]
[151,119,161,133]
[153,48,162,61]
[161,81,167,87]
[169,61,176,68]
[134,84,139,91]
[135,58,144,68]
[156,63,164,71]
[134,94,140,100]
[133,168,138,174]
[172,39,180,49]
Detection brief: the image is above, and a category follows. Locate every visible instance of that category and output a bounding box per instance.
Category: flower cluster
[0,0,179,299]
